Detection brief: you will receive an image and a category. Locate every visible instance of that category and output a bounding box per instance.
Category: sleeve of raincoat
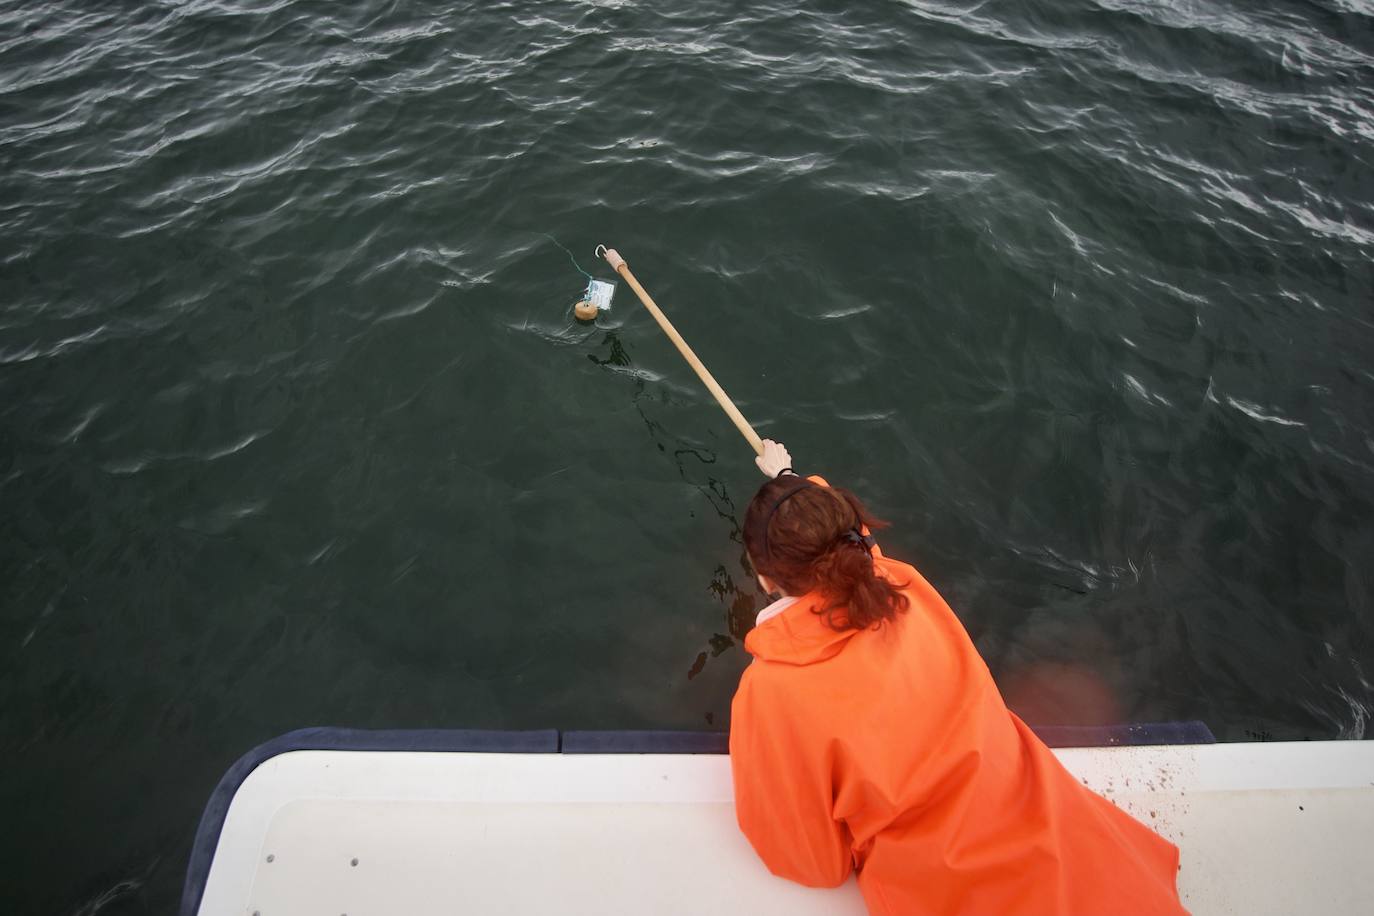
[729,667,854,888]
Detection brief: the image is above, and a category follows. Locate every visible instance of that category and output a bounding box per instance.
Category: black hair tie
[839,528,876,553]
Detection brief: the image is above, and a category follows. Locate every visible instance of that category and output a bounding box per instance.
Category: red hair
[744,477,909,631]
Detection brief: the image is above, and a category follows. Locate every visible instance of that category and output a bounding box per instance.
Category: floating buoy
[572,278,617,322]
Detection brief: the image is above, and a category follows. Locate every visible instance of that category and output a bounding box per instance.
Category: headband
[760,479,876,559]
[760,476,816,560]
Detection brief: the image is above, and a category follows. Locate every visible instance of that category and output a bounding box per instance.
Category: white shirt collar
[755,595,799,627]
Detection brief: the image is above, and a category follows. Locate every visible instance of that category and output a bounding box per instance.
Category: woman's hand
[755,439,794,478]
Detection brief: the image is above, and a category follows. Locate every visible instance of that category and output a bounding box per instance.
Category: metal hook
[594,244,608,260]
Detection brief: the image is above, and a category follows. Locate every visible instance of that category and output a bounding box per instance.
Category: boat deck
[183,731,1374,915]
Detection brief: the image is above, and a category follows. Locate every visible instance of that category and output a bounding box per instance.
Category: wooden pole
[597,246,764,456]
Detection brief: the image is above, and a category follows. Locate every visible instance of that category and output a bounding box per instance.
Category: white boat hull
[186,736,1374,915]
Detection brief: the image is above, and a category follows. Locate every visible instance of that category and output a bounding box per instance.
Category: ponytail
[810,530,908,630]
[744,478,909,631]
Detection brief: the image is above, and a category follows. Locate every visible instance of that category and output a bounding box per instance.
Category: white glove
[755,439,794,478]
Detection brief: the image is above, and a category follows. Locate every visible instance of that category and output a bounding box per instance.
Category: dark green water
[3,0,1373,911]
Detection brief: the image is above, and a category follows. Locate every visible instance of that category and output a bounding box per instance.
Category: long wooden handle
[598,246,763,456]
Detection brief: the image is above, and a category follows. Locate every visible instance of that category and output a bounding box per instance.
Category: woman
[730,440,1188,916]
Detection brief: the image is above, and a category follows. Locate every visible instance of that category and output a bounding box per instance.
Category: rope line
[540,232,594,283]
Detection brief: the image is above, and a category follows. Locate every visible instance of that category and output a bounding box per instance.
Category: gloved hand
[755,439,794,478]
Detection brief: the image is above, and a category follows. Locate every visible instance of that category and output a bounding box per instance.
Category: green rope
[540,232,594,283]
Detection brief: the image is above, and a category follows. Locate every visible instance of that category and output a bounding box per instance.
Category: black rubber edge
[179,720,1214,915]
[178,727,559,916]
[562,730,730,754]
[1031,720,1217,747]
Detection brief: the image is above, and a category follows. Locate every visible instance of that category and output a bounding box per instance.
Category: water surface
[2,0,1373,912]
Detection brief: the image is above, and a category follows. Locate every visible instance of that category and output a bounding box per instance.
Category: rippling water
[3,0,1373,911]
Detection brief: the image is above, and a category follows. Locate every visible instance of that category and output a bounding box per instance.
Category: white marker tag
[586,278,616,311]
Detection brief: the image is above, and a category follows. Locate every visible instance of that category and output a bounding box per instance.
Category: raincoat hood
[743,593,857,665]
[743,556,908,666]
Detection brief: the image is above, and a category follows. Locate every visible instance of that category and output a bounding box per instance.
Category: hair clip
[840,529,876,552]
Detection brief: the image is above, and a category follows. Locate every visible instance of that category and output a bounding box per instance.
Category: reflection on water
[588,329,759,684]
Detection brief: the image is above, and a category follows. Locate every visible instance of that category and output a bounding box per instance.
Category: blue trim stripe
[1032,721,1216,748]
[563,730,731,754]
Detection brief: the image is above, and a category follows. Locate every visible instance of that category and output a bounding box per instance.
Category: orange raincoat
[730,508,1187,915]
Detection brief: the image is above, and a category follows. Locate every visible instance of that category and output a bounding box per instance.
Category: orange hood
[743,594,857,665]
[743,556,908,666]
